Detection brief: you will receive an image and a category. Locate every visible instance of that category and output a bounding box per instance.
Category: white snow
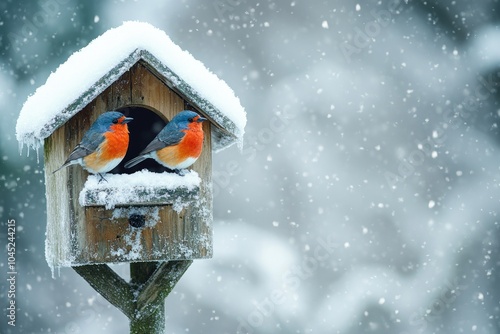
[16,21,246,152]
[79,169,201,210]
[110,228,143,261]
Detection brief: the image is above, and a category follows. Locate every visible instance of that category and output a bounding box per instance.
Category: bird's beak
[123,117,133,124]
[197,117,207,123]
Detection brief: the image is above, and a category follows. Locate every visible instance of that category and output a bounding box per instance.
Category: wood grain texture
[73,264,135,319]
[45,61,213,267]
[73,261,191,333]
[135,261,192,316]
[131,61,184,120]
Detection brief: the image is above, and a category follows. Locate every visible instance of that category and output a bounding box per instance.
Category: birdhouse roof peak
[16,21,246,153]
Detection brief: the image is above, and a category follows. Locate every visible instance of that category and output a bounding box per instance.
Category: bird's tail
[52,160,78,174]
[124,155,147,169]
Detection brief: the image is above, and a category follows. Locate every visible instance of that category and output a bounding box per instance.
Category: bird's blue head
[170,110,207,128]
[93,111,133,130]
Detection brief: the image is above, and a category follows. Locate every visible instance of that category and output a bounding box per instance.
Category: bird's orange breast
[100,123,130,160]
[81,123,130,173]
[178,123,204,159]
[156,123,204,166]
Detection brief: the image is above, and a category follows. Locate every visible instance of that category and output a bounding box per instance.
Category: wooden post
[129,262,164,334]
[73,260,192,334]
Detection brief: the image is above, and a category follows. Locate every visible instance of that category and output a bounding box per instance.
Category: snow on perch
[16,21,246,153]
[79,170,201,210]
[15,21,247,270]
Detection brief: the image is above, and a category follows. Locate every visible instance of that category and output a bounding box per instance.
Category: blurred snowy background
[1,0,500,333]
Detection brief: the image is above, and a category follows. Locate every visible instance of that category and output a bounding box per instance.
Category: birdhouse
[16,22,246,271]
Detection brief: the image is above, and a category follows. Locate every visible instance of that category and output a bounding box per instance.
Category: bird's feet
[176,169,188,176]
[165,168,187,176]
[97,173,108,183]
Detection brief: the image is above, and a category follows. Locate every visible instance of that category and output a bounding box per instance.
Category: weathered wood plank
[78,205,210,263]
[80,184,199,207]
[131,61,184,119]
[129,261,164,334]
[130,304,165,334]
[73,264,136,319]
[189,119,213,258]
[136,260,192,317]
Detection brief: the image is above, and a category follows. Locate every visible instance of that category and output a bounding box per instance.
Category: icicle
[237,134,245,151]
[35,140,40,163]
[18,141,23,156]
[19,137,43,161]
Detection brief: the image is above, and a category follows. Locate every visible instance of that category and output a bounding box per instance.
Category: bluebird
[124,110,206,173]
[53,111,133,181]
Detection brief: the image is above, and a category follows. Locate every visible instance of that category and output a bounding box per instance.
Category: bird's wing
[64,130,105,162]
[138,124,185,155]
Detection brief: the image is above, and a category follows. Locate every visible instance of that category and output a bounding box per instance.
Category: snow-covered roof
[16,21,246,152]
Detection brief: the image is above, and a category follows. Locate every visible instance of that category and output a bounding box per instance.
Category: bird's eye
[112,119,119,124]
[188,117,194,122]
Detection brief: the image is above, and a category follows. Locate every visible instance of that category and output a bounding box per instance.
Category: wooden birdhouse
[16,22,246,272]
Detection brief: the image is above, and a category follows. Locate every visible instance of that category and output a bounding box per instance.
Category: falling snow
[2,1,500,334]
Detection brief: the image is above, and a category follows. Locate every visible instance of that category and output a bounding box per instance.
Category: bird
[124,110,206,174]
[53,111,133,181]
